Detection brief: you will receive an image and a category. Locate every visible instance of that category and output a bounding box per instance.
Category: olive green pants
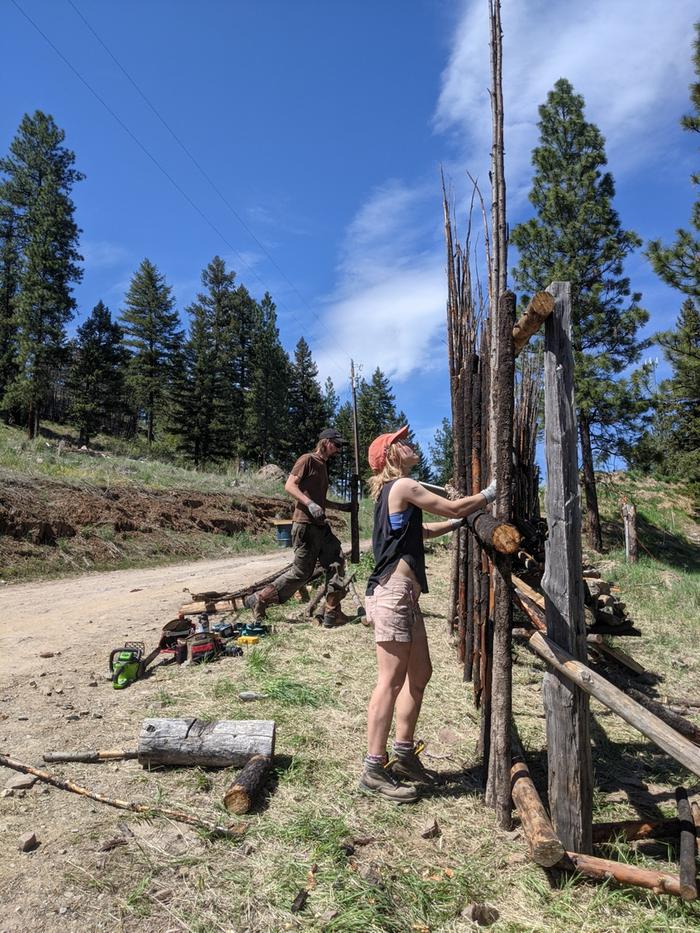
[273,522,343,604]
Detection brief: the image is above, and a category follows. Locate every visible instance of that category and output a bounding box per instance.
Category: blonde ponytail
[367,445,404,499]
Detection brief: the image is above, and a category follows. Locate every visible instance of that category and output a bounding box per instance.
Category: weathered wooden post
[541,281,593,853]
[621,498,638,563]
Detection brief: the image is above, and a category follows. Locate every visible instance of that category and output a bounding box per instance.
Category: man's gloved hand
[307,501,325,520]
[479,479,497,504]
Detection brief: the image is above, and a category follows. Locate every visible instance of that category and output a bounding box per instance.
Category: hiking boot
[358,762,419,803]
[322,607,352,628]
[243,584,279,622]
[391,744,441,786]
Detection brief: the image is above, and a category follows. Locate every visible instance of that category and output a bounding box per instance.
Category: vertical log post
[485,290,515,827]
[676,787,698,900]
[542,281,593,853]
[622,499,638,564]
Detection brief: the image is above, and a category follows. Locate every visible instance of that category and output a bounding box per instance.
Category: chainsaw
[109,642,145,689]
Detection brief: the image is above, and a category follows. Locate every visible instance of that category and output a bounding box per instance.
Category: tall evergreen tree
[120,258,182,446]
[228,282,262,456]
[647,23,700,301]
[429,417,454,486]
[357,367,399,478]
[322,376,339,425]
[244,293,290,466]
[0,203,20,415]
[170,257,239,467]
[287,337,326,461]
[0,111,84,436]
[67,301,128,446]
[511,79,650,550]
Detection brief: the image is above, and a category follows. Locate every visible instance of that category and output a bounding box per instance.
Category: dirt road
[0,549,309,932]
[0,550,295,688]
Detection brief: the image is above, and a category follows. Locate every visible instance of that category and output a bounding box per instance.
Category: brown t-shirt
[290,453,329,525]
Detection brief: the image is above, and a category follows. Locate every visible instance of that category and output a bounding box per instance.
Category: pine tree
[647,23,700,300]
[0,202,20,415]
[120,259,182,446]
[0,111,84,436]
[229,282,262,457]
[67,301,128,446]
[357,367,399,478]
[244,293,290,466]
[322,376,339,424]
[170,257,239,467]
[287,337,326,461]
[511,79,650,550]
[333,401,356,497]
[430,417,454,485]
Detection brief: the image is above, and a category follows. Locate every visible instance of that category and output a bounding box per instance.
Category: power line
[9,0,351,387]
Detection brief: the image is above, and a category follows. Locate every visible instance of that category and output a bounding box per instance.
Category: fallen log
[565,850,684,897]
[0,755,243,838]
[138,719,275,768]
[510,729,565,867]
[223,755,272,814]
[466,510,522,555]
[590,642,645,676]
[676,788,698,900]
[601,675,700,747]
[527,632,700,779]
[665,695,700,710]
[512,292,555,356]
[592,818,680,844]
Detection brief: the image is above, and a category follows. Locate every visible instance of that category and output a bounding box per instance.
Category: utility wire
[10,0,350,386]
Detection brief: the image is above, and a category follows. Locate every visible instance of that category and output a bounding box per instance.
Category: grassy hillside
[0,422,373,582]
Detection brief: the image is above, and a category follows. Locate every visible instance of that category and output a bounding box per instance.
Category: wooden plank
[528,632,700,779]
[542,280,592,853]
[138,719,275,768]
[513,291,555,355]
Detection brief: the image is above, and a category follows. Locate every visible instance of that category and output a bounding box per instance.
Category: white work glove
[479,479,497,504]
[307,501,325,521]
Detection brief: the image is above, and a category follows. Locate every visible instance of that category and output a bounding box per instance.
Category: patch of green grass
[123,875,152,917]
[260,675,333,708]
[245,644,273,676]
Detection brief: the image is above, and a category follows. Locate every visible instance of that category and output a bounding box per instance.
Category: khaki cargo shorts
[365,576,426,643]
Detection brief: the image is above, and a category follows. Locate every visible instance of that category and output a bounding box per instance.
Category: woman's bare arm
[388,477,487,518]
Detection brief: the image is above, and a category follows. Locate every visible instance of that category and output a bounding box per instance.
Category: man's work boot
[358,762,419,804]
[322,592,350,628]
[391,743,441,786]
[243,584,279,622]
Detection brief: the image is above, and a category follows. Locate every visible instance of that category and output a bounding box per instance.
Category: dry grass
[8,532,690,932]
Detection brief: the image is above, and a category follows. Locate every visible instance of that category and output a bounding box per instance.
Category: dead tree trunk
[579,413,603,552]
[485,291,515,827]
[542,281,593,854]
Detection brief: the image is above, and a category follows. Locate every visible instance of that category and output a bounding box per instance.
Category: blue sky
[2,0,698,460]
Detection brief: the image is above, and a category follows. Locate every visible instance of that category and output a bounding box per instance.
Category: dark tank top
[366,479,428,595]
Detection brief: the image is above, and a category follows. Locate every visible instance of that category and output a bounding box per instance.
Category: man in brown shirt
[244,428,351,626]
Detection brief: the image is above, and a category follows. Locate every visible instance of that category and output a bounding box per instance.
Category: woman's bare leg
[394,634,432,744]
[367,641,411,757]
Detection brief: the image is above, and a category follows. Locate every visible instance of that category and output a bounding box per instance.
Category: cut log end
[223,755,272,814]
[492,524,522,555]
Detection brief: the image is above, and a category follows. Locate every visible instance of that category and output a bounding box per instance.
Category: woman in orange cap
[359,425,496,802]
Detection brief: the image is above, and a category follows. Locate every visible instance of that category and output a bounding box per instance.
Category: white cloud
[312,180,447,389]
[436,0,697,199]
[81,240,129,269]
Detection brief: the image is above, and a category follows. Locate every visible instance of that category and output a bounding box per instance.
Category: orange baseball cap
[368,425,409,472]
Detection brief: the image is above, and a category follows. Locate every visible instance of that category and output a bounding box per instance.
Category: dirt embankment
[0,473,334,581]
